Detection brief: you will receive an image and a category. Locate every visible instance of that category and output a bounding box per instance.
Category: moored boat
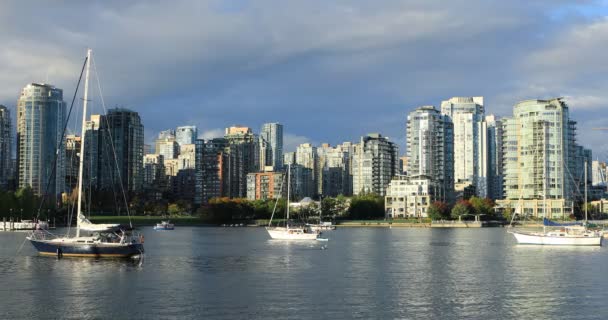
[26,49,144,258]
[154,221,175,230]
[265,164,321,240]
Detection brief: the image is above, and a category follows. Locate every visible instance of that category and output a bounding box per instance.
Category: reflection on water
[1,227,608,319]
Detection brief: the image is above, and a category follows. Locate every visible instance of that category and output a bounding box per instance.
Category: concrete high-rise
[224,126,258,198]
[260,123,283,171]
[317,143,353,197]
[352,133,399,196]
[155,130,179,160]
[440,96,487,197]
[296,143,318,195]
[592,160,606,186]
[176,126,197,146]
[497,98,590,218]
[406,106,454,202]
[16,83,66,197]
[0,105,11,190]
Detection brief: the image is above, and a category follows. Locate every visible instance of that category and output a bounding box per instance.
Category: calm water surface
[1,227,607,319]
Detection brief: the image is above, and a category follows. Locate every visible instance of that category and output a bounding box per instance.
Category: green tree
[502,206,514,221]
[469,197,495,217]
[451,200,472,220]
[348,193,384,219]
[167,203,180,216]
[428,201,450,220]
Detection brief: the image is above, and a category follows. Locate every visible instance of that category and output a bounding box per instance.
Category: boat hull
[266,227,318,240]
[511,231,602,246]
[28,239,144,258]
[153,226,174,230]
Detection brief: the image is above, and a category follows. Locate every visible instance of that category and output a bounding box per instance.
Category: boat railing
[27,229,58,241]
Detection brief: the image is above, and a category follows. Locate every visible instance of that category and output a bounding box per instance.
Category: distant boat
[306,221,336,232]
[154,221,175,231]
[266,164,320,240]
[26,49,144,258]
[1,220,48,231]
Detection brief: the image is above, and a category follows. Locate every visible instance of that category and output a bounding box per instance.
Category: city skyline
[1,1,608,156]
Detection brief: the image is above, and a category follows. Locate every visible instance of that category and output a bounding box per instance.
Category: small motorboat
[154,221,174,231]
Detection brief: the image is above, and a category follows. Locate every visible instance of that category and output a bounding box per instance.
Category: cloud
[199,128,225,140]
[0,0,608,157]
[283,133,315,153]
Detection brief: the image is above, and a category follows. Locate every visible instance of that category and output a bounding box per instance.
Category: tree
[428,201,450,220]
[502,205,514,221]
[469,197,495,217]
[167,203,180,216]
[451,200,472,220]
[348,193,384,219]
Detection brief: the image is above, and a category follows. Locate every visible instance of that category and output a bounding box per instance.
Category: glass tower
[16,83,66,197]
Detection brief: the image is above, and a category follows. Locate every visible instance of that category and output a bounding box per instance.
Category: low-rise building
[385,175,436,218]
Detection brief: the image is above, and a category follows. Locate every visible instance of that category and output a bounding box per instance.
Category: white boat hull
[511,231,602,246]
[266,227,318,240]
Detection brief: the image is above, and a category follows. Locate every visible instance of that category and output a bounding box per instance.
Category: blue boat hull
[29,239,144,258]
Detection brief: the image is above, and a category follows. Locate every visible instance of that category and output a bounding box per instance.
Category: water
[1,227,607,319]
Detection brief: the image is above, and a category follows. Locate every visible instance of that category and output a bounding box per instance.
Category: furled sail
[78,213,120,232]
[542,217,582,227]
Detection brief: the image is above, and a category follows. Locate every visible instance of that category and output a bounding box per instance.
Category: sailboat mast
[76,49,91,237]
[585,159,588,222]
[286,164,291,222]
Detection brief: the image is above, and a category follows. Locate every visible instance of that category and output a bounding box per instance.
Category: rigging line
[65,93,84,235]
[91,56,133,228]
[268,170,286,227]
[35,56,88,219]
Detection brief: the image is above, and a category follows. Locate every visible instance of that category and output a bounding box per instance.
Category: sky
[1,0,608,157]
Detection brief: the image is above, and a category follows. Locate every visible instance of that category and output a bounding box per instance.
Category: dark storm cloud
[0,0,607,154]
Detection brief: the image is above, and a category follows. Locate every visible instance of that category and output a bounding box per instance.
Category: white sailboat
[509,160,602,246]
[266,164,319,240]
[27,49,144,258]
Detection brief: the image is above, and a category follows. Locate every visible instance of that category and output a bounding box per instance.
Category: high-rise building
[176,126,197,146]
[260,123,283,171]
[65,135,81,191]
[143,154,165,190]
[406,106,454,202]
[486,115,504,200]
[440,96,487,197]
[224,126,258,198]
[295,143,318,196]
[497,98,589,218]
[289,163,314,200]
[246,171,285,200]
[155,130,179,160]
[592,160,606,186]
[318,143,352,197]
[17,83,66,197]
[196,138,228,204]
[283,152,296,166]
[352,133,399,196]
[0,105,11,190]
[178,144,196,170]
[99,108,144,192]
[83,115,101,191]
